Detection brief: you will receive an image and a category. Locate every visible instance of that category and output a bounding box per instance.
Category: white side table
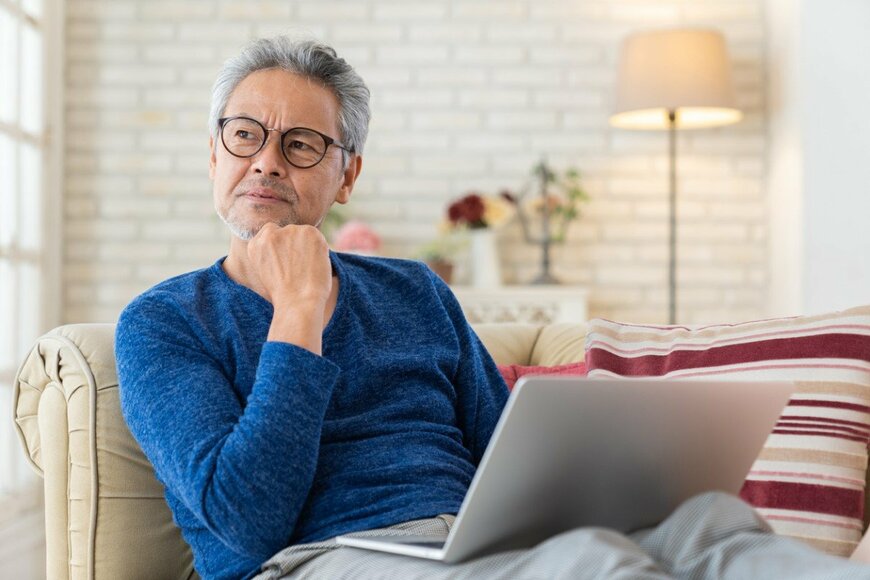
[450,286,589,324]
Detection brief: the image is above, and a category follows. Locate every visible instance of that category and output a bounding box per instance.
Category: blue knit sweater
[115,252,509,580]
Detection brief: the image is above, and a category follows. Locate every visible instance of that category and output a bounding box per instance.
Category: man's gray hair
[209,37,370,166]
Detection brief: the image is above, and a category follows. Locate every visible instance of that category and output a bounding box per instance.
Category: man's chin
[219,214,300,241]
[218,212,260,241]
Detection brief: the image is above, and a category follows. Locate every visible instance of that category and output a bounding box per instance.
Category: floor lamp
[610,29,742,324]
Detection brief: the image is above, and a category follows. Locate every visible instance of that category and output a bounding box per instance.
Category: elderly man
[115,37,870,580]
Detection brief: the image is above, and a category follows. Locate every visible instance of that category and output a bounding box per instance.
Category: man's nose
[251,132,287,178]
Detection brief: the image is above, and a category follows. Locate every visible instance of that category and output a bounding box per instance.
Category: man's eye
[288,140,313,151]
[236,131,256,140]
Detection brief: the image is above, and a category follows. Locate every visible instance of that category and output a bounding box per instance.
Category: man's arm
[253,223,333,355]
[117,226,338,561]
[116,296,339,561]
[425,267,510,464]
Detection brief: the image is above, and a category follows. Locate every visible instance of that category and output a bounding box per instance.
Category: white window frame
[0,0,64,503]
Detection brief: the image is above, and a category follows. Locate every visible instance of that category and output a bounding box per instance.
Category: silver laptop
[336,376,794,564]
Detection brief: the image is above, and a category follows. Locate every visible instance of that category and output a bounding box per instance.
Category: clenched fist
[246,222,334,353]
[246,222,333,308]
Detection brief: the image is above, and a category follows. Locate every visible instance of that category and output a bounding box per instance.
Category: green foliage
[532,160,558,185]
[320,206,349,242]
[412,233,468,263]
[554,166,590,225]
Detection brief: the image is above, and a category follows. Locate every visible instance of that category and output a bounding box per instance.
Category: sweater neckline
[210,251,348,341]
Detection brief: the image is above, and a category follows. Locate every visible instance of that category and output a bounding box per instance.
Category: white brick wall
[63,0,767,325]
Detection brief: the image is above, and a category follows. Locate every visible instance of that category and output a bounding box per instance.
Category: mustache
[235,178,297,202]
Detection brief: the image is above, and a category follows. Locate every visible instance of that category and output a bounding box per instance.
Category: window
[0,0,62,503]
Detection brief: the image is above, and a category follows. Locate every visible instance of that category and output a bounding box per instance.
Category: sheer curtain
[0,0,62,515]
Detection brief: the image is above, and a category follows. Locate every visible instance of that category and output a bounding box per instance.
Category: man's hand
[247,222,333,353]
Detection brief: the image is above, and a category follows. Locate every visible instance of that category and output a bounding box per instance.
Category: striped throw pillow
[584,305,870,557]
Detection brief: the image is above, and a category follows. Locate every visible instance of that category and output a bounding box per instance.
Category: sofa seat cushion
[584,305,870,557]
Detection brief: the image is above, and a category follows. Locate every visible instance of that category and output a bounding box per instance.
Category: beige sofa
[12,322,586,580]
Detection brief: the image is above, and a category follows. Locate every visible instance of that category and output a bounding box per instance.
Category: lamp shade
[610,29,742,130]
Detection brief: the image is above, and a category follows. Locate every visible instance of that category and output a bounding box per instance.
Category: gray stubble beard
[216,198,299,241]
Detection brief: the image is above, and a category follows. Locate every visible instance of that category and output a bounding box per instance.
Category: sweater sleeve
[424,268,510,465]
[115,295,340,561]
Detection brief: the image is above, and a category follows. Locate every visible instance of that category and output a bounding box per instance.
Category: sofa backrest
[473,322,586,366]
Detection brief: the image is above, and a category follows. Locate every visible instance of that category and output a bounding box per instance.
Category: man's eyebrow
[226,113,332,135]
[229,113,297,129]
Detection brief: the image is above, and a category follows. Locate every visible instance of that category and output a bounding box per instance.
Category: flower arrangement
[332,220,382,254]
[444,192,516,231]
[507,162,590,243]
[507,160,591,284]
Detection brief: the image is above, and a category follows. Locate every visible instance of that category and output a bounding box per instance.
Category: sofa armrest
[13,323,197,580]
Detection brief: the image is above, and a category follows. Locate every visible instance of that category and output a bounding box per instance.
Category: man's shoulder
[334,252,458,316]
[334,252,433,283]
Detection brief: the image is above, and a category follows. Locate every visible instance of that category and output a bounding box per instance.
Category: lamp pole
[668,110,677,325]
[611,29,742,325]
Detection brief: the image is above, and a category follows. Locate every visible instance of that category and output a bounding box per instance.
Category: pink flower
[332,220,382,253]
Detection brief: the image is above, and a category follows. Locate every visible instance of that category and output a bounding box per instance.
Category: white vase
[469,229,502,288]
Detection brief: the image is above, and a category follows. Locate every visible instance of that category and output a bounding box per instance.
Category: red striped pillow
[584,306,870,557]
[497,361,587,391]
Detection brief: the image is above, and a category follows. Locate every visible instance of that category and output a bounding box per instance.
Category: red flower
[447,193,486,228]
[447,201,464,223]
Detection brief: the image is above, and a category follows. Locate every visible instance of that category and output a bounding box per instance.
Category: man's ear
[208,136,216,180]
[335,154,363,205]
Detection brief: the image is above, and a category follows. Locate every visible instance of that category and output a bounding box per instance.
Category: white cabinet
[451,286,589,324]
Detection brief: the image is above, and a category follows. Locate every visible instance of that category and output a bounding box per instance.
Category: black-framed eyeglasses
[218,115,354,169]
